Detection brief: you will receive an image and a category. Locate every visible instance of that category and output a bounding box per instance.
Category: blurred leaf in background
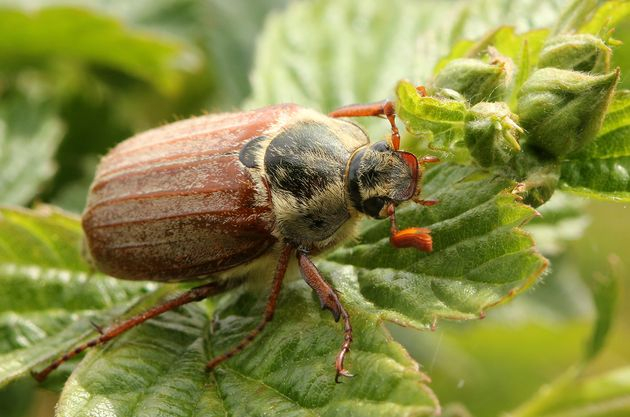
[0,0,629,416]
[0,0,289,213]
[0,92,63,206]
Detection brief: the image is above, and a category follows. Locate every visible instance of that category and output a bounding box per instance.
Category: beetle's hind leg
[32,280,235,382]
[206,244,293,371]
[297,251,353,383]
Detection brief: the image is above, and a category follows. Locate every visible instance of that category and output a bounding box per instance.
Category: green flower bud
[433,56,510,105]
[465,102,523,167]
[517,68,619,157]
[539,34,611,73]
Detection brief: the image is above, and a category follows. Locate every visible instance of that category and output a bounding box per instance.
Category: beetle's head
[347,141,420,219]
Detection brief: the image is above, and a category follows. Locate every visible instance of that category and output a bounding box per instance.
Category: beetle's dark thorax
[265,123,347,198]
[262,120,364,248]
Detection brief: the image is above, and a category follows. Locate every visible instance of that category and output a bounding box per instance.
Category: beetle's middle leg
[206,244,293,371]
[297,250,353,383]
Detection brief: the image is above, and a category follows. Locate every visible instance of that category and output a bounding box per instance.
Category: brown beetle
[33,100,437,383]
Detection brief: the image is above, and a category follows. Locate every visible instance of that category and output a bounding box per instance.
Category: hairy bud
[538,34,611,73]
[517,68,619,157]
[512,150,561,208]
[465,102,523,167]
[433,57,510,105]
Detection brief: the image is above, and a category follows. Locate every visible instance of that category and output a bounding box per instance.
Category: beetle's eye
[362,197,387,218]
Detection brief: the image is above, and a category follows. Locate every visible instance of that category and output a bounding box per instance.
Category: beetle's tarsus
[419,155,440,165]
[335,368,354,383]
[298,251,354,381]
[390,227,433,252]
[387,204,433,252]
[414,198,439,206]
[335,327,353,383]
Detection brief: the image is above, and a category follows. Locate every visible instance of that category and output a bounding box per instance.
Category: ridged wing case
[82,104,300,281]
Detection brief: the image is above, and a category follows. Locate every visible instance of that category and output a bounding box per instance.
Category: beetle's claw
[321,302,341,322]
[330,307,341,322]
[335,368,354,383]
[335,339,353,383]
[89,320,105,335]
[31,369,46,383]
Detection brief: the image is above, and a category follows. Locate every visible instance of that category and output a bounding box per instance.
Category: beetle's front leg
[329,100,400,150]
[297,251,353,383]
[388,204,433,252]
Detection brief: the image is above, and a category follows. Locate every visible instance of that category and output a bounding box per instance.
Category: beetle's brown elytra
[33,99,436,383]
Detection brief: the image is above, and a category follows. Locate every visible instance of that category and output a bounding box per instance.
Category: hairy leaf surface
[0,95,63,206]
[560,91,630,201]
[0,207,151,388]
[57,284,440,417]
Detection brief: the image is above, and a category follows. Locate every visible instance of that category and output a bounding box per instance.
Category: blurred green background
[0,0,628,416]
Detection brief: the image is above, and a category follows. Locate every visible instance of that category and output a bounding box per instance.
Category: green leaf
[0,207,151,388]
[454,0,569,41]
[560,90,630,200]
[247,0,570,113]
[327,164,548,328]
[0,379,36,417]
[78,0,289,108]
[553,0,603,34]
[579,0,630,35]
[0,7,198,94]
[0,93,64,206]
[584,255,621,361]
[509,366,630,417]
[395,80,468,150]
[525,192,590,256]
[247,0,457,114]
[201,0,291,107]
[56,283,440,417]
